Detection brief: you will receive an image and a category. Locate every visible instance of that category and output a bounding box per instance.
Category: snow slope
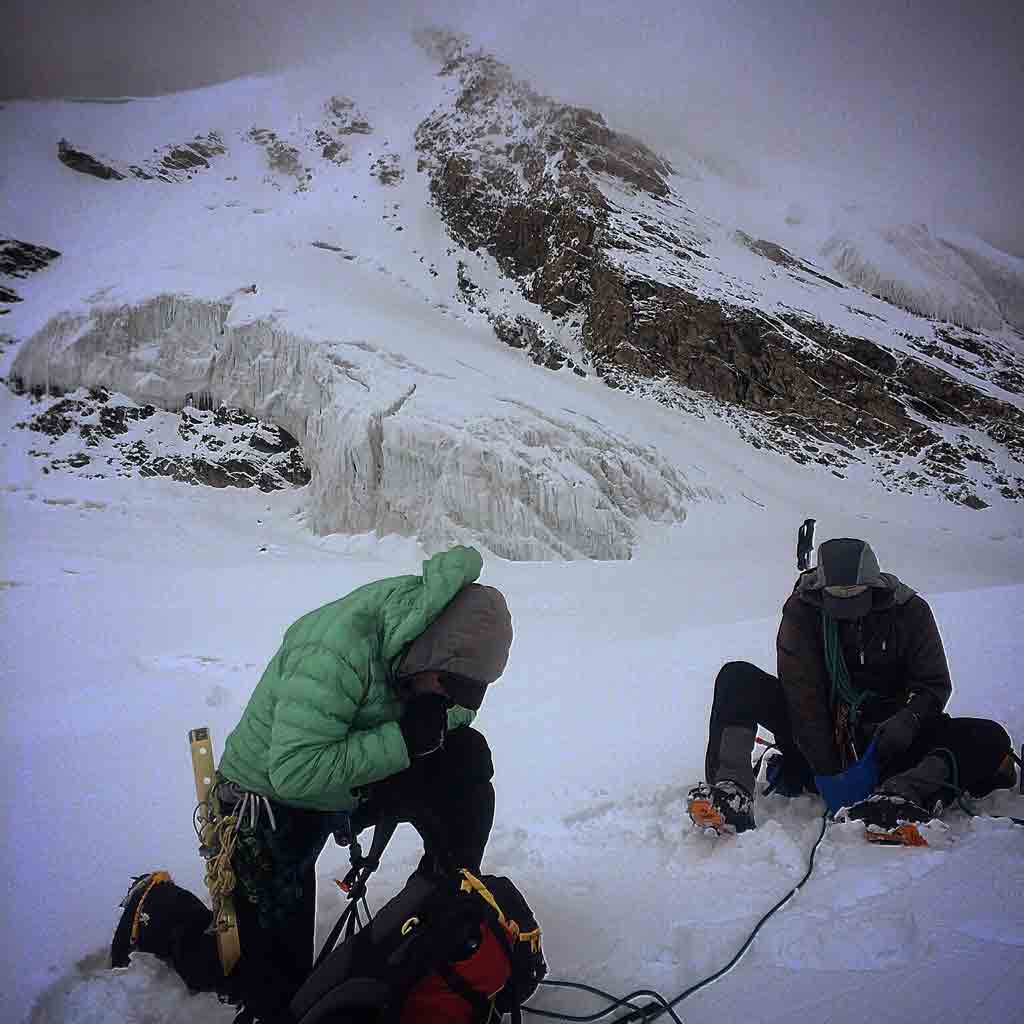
[4,338,1024,1024]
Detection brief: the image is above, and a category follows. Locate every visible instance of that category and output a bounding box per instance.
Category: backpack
[290,869,546,1024]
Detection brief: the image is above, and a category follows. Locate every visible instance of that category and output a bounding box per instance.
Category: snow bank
[10,294,708,559]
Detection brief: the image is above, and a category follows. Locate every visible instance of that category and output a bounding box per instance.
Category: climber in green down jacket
[111,545,513,1022]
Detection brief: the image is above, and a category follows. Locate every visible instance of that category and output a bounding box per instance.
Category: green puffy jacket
[218,546,483,811]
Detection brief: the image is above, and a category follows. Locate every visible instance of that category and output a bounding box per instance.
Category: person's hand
[399,693,449,758]
[873,707,921,765]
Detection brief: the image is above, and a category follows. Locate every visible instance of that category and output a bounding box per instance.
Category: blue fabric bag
[814,739,879,814]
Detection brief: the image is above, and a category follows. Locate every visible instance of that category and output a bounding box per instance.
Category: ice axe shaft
[189,727,241,975]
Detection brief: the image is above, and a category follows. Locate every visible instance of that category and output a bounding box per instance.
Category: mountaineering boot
[111,872,173,968]
[110,871,222,989]
[838,793,938,846]
[687,780,755,834]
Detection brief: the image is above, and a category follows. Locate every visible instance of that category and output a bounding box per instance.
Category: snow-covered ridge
[9,294,712,559]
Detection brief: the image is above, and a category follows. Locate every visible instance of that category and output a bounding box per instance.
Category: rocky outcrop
[490,313,584,374]
[1,239,61,307]
[1,238,62,278]
[57,139,124,180]
[412,35,1024,510]
[12,384,310,491]
[249,128,312,191]
[129,132,226,182]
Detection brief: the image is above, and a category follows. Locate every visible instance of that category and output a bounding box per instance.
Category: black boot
[110,872,222,990]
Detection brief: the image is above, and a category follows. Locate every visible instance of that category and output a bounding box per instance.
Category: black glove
[399,693,449,758]
[873,707,921,765]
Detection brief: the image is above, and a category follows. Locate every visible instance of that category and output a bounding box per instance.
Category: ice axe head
[797,518,816,571]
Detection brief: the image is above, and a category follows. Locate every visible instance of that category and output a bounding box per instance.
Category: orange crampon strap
[130,871,172,944]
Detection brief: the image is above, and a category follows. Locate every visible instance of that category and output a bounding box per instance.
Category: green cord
[822,614,878,728]
[929,746,977,816]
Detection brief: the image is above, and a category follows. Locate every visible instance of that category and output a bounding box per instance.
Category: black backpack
[290,867,546,1024]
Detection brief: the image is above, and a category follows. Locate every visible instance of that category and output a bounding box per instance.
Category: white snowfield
[2,32,1024,1024]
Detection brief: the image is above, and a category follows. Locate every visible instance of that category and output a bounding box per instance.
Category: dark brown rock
[57,139,124,180]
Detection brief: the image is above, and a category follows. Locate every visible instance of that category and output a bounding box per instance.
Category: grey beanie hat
[399,584,513,700]
[814,538,885,619]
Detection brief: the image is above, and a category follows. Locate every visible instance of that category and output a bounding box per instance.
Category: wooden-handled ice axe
[189,727,242,975]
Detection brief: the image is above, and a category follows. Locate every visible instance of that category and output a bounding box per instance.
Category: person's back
[219,546,484,810]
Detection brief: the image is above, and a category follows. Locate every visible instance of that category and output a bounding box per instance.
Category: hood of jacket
[398,582,513,686]
[794,566,916,613]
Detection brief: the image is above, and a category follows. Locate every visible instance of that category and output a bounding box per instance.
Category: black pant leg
[705,661,808,783]
[356,726,495,871]
[421,726,495,870]
[228,806,331,1022]
[888,715,1013,798]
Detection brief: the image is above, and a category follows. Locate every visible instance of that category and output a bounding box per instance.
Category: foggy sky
[3,1,1021,255]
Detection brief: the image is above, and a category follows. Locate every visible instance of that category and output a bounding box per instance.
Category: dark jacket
[777,570,952,775]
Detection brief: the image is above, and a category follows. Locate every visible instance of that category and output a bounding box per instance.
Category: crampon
[838,794,951,847]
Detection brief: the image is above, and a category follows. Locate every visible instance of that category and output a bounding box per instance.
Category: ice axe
[189,727,242,975]
[797,518,816,572]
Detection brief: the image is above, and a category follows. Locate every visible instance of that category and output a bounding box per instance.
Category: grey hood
[399,583,513,687]
[796,538,915,616]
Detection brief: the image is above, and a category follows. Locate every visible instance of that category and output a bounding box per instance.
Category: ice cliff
[10,295,709,560]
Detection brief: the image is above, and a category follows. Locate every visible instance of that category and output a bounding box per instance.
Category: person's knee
[444,726,494,784]
[714,661,758,701]
[955,717,1012,759]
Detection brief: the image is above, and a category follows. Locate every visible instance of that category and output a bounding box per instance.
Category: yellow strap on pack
[459,869,508,927]
[459,869,541,951]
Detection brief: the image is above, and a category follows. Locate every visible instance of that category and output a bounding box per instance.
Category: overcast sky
[3,1,1021,255]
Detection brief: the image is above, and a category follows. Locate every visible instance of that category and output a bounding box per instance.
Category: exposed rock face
[248,128,312,190]
[490,312,584,374]
[58,133,228,184]
[1,239,62,307]
[129,132,227,182]
[412,35,1024,509]
[1,239,62,278]
[12,384,310,491]
[57,139,124,180]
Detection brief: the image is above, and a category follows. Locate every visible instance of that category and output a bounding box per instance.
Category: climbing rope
[823,614,877,729]
[193,798,240,934]
[524,812,831,1024]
